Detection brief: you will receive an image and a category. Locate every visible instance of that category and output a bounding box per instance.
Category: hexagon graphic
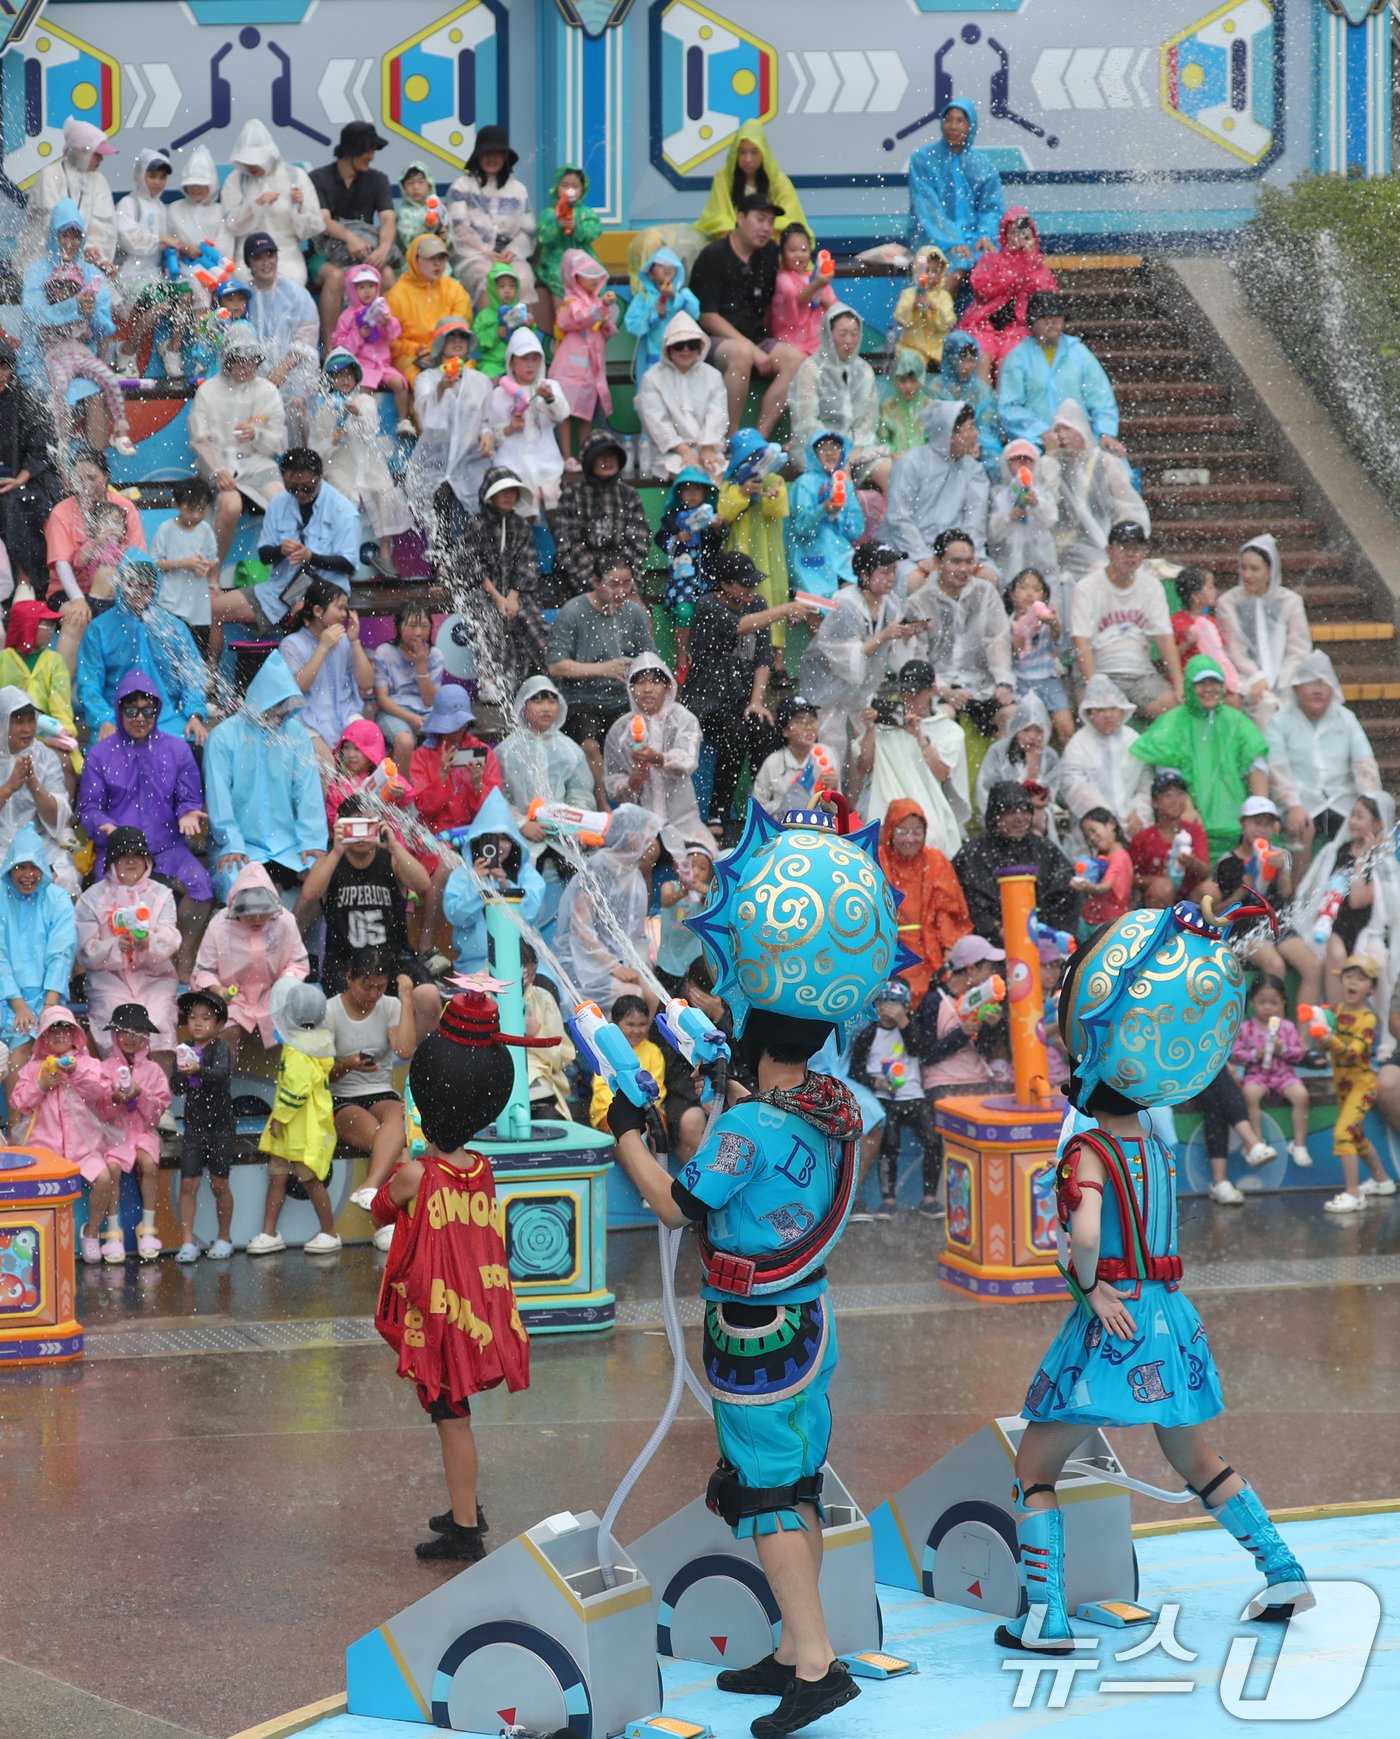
[656,0,777,176]
[1160,0,1277,166]
[382,0,509,169]
[2,17,121,189]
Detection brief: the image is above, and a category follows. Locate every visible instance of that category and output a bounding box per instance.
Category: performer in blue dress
[999,893,1315,1655]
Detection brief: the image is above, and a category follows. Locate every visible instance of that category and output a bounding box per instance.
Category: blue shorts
[1021,674,1070,717]
[704,1294,839,1538]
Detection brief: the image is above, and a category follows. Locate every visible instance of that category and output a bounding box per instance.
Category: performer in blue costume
[999,893,1315,1656]
[608,799,908,1737]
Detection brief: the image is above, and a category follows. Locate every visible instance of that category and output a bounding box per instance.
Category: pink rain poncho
[191,861,309,1044]
[74,865,181,1052]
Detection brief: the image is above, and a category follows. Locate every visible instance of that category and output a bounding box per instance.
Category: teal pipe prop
[483,893,532,1142]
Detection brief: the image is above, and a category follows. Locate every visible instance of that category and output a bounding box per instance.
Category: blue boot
[995,1504,1075,1653]
[1211,1483,1316,1622]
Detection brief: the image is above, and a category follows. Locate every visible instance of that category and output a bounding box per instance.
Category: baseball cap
[1240,795,1280,820]
[348,264,381,285]
[776,695,818,730]
[948,935,1005,970]
[897,659,937,693]
[852,542,905,580]
[713,551,761,588]
[1342,953,1381,980]
[1107,520,1149,546]
[416,234,449,260]
[876,979,912,1006]
[243,231,279,260]
[735,191,784,217]
[1150,770,1188,796]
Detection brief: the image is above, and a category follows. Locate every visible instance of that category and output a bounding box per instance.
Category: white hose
[1061,1458,1195,1505]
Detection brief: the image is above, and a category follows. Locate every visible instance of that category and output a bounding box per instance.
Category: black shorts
[189,623,213,658]
[420,1385,472,1422]
[332,1089,402,1117]
[179,1126,234,1180]
[562,702,626,748]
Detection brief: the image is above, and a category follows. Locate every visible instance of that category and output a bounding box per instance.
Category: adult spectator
[550,430,652,600]
[444,125,536,308]
[634,311,728,480]
[1267,651,1380,850]
[1130,655,1270,859]
[0,687,78,894]
[242,232,320,438]
[387,234,472,386]
[786,303,888,490]
[203,654,327,903]
[44,445,146,609]
[999,293,1123,452]
[906,100,1003,284]
[0,339,63,596]
[78,669,212,973]
[958,207,1057,373]
[189,321,287,566]
[220,120,321,286]
[546,548,656,804]
[878,797,971,1003]
[954,780,1076,946]
[259,447,361,591]
[903,529,1014,739]
[690,194,804,437]
[884,403,990,575]
[1058,674,1152,839]
[695,120,808,241]
[853,660,970,853]
[18,116,117,268]
[276,576,374,763]
[682,552,803,825]
[74,556,208,743]
[1289,793,1399,1036]
[602,653,706,852]
[1043,398,1149,586]
[1070,520,1182,720]
[1216,535,1313,728]
[309,121,398,352]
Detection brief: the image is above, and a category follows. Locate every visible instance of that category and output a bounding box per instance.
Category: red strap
[697,1135,857,1295]
[1097,1254,1182,1284]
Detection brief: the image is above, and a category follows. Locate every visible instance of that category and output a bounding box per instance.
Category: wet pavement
[4,1193,1399,1739]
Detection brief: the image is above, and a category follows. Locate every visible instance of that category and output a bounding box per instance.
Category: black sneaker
[429,1502,488,1535]
[750,1662,859,1736]
[415,1522,486,1563]
[716,1653,796,1696]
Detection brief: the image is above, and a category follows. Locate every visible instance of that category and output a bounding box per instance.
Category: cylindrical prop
[997,869,1053,1110]
[484,893,531,1141]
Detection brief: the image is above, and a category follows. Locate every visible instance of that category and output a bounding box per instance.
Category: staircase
[1058,258,1400,786]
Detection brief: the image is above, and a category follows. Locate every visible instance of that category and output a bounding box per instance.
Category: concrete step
[1074,319,1187,344]
[1348,701,1400,737]
[1119,414,1252,440]
[1096,348,1201,378]
[1145,482,1301,511]
[1057,282,1157,307]
[1135,448,1276,480]
[1152,517,1323,549]
[1053,266,1151,290]
[1310,621,1396,644]
[1116,381,1229,407]
[1292,581,1376,620]
[1167,549,1348,581]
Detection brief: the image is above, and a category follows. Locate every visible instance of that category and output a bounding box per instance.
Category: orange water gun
[424,193,443,231]
[630,714,647,746]
[813,248,835,280]
[555,184,578,236]
[441,355,465,383]
[827,469,849,511]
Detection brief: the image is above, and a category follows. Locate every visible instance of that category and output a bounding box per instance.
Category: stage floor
[4,1195,1398,1739]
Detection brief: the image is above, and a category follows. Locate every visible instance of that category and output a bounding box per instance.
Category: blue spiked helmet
[686,798,916,1037]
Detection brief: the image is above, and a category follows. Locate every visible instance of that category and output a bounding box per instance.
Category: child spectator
[556,804,661,1008]
[248,977,341,1255]
[922,935,1004,1102]
[96,1003,171,1261]
[551,431,652,599]
[752,696,838,821]
[395,162,442,259]
[326,947,417,1248]
[959,208,1057,373]
[1004,565,1072,743]
[10,1006,115,1262]
[329,264,413,433]
[323,719,393,829]
[603,654,706,848]
[174,988,236,1263]
[445,126,536,307]
[192,864,310,1068]
[1217,535,1312,729]
[403,316,494,524]
[0,602,79,770]
[1289,793,1399,1024]
[991,440,1059,602]
[878,798,971,1003]
[1128,769,1211,906]
[436,467,550,700]
[1233,973,1313,1172]
[769,223,836,356]
[635,311,728,481]
[372,603,444,769]
[624,245,700,384]
[114,148,203,382]
[276,577,373,763]
[1070,807,1134,929]
[75,555,209,746]
[656,467,724,678]
[656,840,714,987]
[0,825,76,1101]
[442,792,545,977]
[386,234,471,388]
[877,348,933,458]
[853,978,941,1215]
[1194,1062,1266,1206]
[1170,564,1240,698]
[220,121,320,286]
[552,250,618,460]
[311,349,412,581]
[472,261,529,380]
[1321,953,1393,1214]
[927,331,1002,476]
[786,428,865,599]
[694,120,808,240]
[496,677,594,933]
[588,993,668,1133]
[150,477,220,655]
[0,689,80,895]
[485,329,569,511]
[975,692,1063,824]
[893,246,956,370]
[187,322,288,566]
[74,825,180,1069]
[521,943,575,1120]
[1059,675,1151,838]
[167,145,234,269]
[787,305,888,493]
[408,687,504,956]
[536,166,604,325]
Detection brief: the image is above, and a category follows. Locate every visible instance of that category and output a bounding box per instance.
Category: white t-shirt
[326,993,401,1098]
[868,1024,922,1102]
[1070,566,1171,678]
[151,515,219,627]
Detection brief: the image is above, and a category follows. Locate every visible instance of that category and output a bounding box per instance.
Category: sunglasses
[121,704,158,719]
[668,339,704,354]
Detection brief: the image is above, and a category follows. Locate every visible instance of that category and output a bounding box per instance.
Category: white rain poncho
[1265,650,1380,823]
[987,439,1058,587]
[601,653,705,853]
[1058,673,1152,833]
[219,121,321,285]
[974,689,1063,834]
[485,329,570,510]
[187,322,288,506]
[114,148,174,296]
[1044,398,1149,584]
[168,145,235,261]
[903,569,1013,699]
[785,302,882,470]
[0,685,77,894]
[634,310,728,479]
[1216,533,1313,723]
[555,803,662,1007]
[884,399,991,570]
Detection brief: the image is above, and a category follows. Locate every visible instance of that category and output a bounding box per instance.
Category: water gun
[1013,599,1053,656]
[671,502,716,580]
[1261,1015,1280,1073]
[368,757,410,804]
[655,997,729,1072]
[175,1042,201,1073]
[39,1054,76,1085]
[881,1052,908,1089]
[1297,1003,1336,1043]
[567,1000,659,1109]
[955,975,1006,1025]
[1311,872,1350,947]
[676,502,716,540]
[424,193,443,231]
[796,744,837,794]
[34,713,78,753]
[356,296,392,334]
[630,714,648,748]
[824,468,849,512]
[441,355,465,383]
[109,903,152,947]
[1166,826,1193,888]
[502,379,531,421]
[555,184,579,235]
[812,248,835,281]
[1075,856,1109,887]
[1245,836,1280,890]
[792,590,836,616]
[114,1064,137,1107]
[916,258,941,294]
[1010,461,1036,512]
[190,241,235,296]
[730,440,785,489]
[526,797,610,849]
[499,300,531,335]
[1027,908,1075,957]
[162,244,182,280]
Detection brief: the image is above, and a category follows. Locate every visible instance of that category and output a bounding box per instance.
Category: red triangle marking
[497,1711,516,1726]
[967,1579,983,1598]
[711,1636,728,1656]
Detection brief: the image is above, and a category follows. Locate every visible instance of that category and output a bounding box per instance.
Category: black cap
[776,695,818,730]
[109,1002,159,1035]
[179,987,229,1025]
[243,231,278,261]
[1107,520,1149,546]
[105,826,152,862]
[1026,291,1064,322]
[898,659,937,692]
[852,542,904,579]
[735,191,784,217]
[335,120,387,157]
[713,551,761,588]
[1151,769,1188,796]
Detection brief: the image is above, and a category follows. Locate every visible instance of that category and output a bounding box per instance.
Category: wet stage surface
[4,1192,1399,1738]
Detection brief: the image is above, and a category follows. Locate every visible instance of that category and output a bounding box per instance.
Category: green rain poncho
[694,119,808,239]
[535,164,603,298]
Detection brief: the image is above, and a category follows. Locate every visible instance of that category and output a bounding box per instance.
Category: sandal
[101,1230,127,1264]
[137,1227,162,1261]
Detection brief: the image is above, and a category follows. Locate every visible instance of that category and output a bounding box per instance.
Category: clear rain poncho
[1216,533,1313,714]
[555,803,662,1007]
[1044,398,1149,584]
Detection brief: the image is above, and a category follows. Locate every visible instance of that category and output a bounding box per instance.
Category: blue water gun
[671,502,716,581]
[655,995,729,1105]
[161,244,182,280]
[568,1000,660,1109]
[730,440,785,489]
[1074,855,1109,886]
[498,300,531,336]
[1027,908,1075,957]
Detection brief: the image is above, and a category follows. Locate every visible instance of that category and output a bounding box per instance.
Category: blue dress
[1023,1130,1224,1430]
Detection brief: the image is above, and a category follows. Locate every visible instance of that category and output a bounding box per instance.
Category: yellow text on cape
[427,1184,506,1238]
